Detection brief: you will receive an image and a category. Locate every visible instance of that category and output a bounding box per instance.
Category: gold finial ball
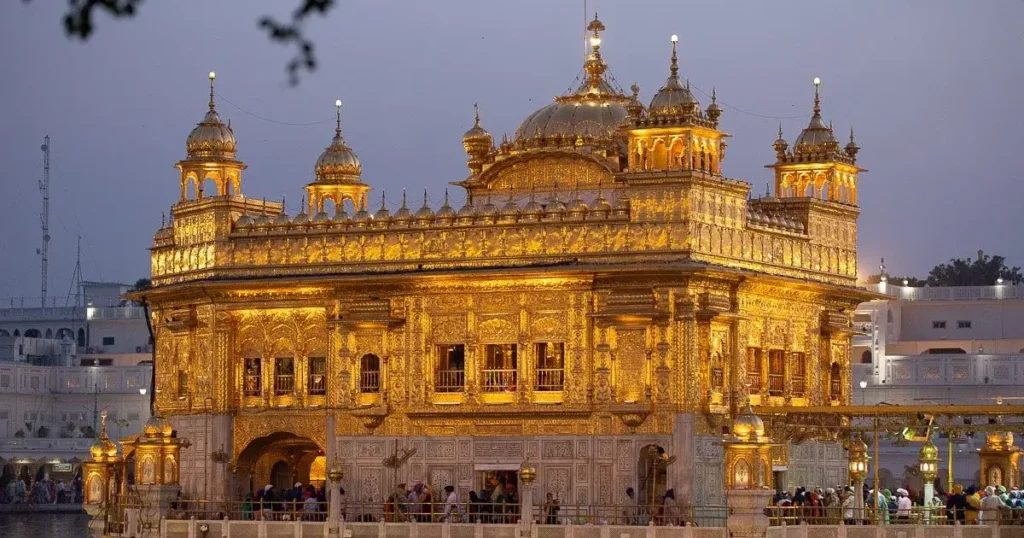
[589,36,601,48]
[813,77,821,86]
[919,440,939,461]
[671,34,679,43]
[519,460,537,486]
[209,71,216,80]
[327,464,344,483]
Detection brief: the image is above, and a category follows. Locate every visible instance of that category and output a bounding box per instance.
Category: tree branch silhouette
[35,0,337,86]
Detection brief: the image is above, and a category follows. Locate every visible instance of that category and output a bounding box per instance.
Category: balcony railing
[435,369,464,392]
[792,376,805,398]
[768,373,784,396]
[534,368,564,391]
[273,374,294,395]
[747,371,762,393]
[360,370,380,393]
[243,375,262,397]
[308,373,326,396]
[864,283,1024,301]
[481,369,516,392]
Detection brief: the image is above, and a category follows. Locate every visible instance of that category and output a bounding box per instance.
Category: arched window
[0,330,9,337]
[767,351,785,397]
[360,354,380,393]
[860,350,872,364]
[24,329,41,338]
[77,328,86,347]
[44,329,53,339]
[13,330,20,337]
[829,362,842,401]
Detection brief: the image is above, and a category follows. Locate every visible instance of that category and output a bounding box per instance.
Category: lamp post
[518,459,537,527]
[919,441,939,515]
[848,435,869,522]
[327,464,344,536]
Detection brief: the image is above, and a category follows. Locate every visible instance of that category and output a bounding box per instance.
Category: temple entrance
[637,445,671,510]
[236,432,323,497]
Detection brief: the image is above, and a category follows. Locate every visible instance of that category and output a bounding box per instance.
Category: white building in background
[0,282,152,486]
[852,283,1024,491]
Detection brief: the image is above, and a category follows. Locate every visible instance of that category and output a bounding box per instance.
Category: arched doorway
[637,445,672,512]
[235,432,323,498]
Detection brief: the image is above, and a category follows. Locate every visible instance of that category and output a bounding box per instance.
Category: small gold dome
[186,73,237,159]
[987,431,1014,450]
[463,104,492,148]
[143,415,173,437]
[648,36,701,118]
[90,436,118,460]
[793,80,839,153]
[731,404,766,441]
[315,101,362,183]
[920,440,939,460]
[186,109,237,159]
[315,134,362,183]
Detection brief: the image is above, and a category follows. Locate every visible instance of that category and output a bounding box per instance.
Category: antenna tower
[38,136,51,307]
[66,235,84,307]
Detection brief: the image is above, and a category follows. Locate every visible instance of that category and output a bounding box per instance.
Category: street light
[859,378,868,405]
[139,388,147,396]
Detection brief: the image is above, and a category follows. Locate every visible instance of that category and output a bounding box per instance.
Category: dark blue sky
[2,1,1022,301]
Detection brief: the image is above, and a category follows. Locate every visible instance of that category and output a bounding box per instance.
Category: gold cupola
[185,72,237,160]
[768,78,864,204]
[175,72,247,201]
[89,411,119,461]
[305,100,370,214]
[463,103,493,175]
[648,35,700,118]
[512,13,632,148]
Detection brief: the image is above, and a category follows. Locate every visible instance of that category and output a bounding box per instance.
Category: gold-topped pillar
[723,403,774,538]
[979,430,1021,489]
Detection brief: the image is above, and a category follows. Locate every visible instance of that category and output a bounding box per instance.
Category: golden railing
[359,371,380,393]
[435,369,465,392]
[481,369,517,392]
[534,368,565,391]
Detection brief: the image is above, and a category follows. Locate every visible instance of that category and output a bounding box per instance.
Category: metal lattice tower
[66,235,83,307]
[38,135,51,307]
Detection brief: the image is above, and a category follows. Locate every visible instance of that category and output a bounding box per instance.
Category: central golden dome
[513,14,631,146]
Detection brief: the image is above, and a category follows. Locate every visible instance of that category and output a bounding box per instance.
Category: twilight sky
[1,1,1022,302]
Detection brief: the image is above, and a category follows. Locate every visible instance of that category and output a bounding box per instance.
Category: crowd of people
[0,472,82,505]
[769,483,1024,525]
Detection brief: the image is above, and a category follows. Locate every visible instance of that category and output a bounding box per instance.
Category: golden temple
[141,16,872,505]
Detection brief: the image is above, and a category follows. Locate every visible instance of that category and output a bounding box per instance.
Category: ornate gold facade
[141,17,872,502]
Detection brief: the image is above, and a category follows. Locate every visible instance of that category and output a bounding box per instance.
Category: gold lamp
[327,464,344,484]
[848,435,869,482]
[918,441,939,483]
[519,459,537,486]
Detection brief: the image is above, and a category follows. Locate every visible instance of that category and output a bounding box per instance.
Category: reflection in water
[0,513,91,537]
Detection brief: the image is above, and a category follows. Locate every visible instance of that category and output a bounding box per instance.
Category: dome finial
[334,99,343,138]
[208,71,217,111]
[711,87,717,104]
[778,123,783,138]
[299,195,306,215]
[423,189,429,208]
[812,77,822,116]
[444,188,450,206]
[473,102,481,127]
[669,35,679,78]
[400,188,408,210]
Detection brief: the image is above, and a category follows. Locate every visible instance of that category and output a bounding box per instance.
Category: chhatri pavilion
[141,15,872,506]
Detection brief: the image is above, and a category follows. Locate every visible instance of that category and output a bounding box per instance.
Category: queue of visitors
[0,472,82,505]
[769,482,1024,525]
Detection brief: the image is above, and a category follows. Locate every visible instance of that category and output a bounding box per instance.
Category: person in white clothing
[842,486,856,524]
[442,485,464,522]
[980,486,1002,524]
[895,488,912,521]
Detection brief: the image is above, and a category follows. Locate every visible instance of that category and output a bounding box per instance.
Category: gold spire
[669,34,679,78]
[473,102,481,127]
[583,12,608,92]
[208,71,216,111]
[99,409,109,439]
[812,77,822,117]
[335,99,343,138]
